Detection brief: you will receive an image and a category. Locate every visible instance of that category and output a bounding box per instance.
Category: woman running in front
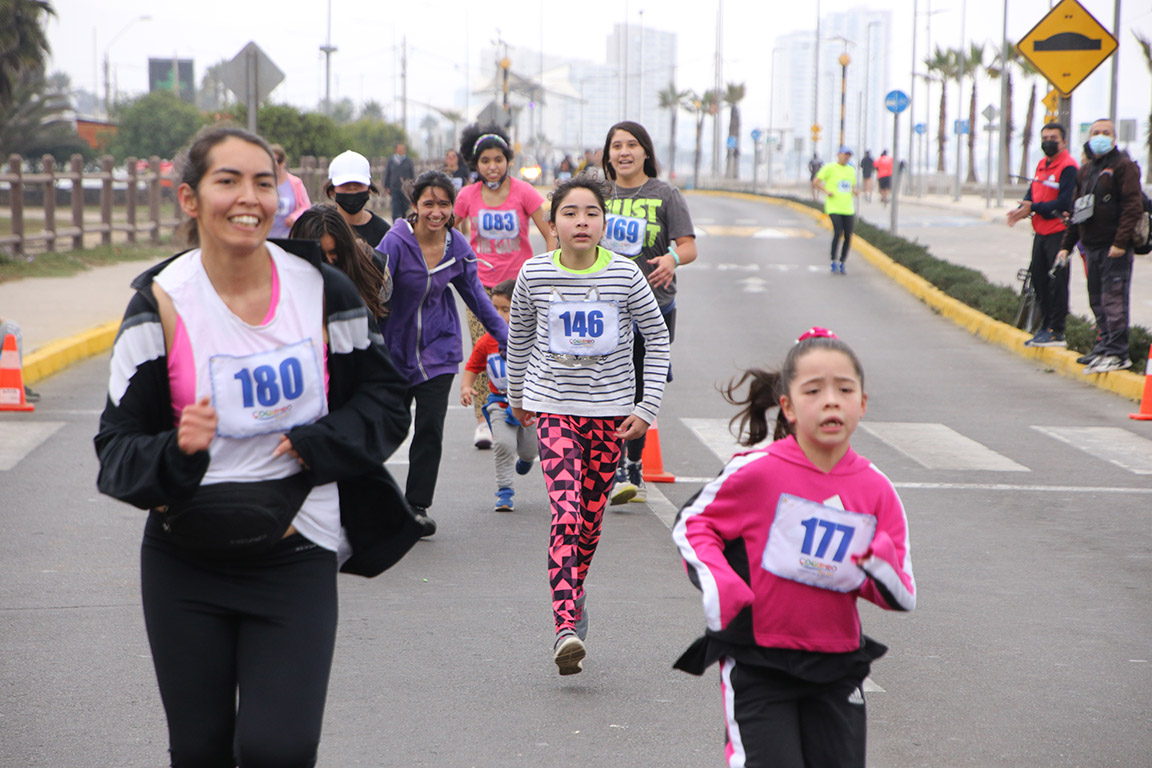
[94,125,419,767]
[506,174,670,676]
[671,328,916,768]
[601,121,697,505]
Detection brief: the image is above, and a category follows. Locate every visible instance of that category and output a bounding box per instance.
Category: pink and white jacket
[672,436,915,654]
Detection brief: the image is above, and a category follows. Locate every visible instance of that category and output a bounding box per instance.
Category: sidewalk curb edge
[24,320,119,386]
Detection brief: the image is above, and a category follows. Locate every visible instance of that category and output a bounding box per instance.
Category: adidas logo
[847,687,864,705]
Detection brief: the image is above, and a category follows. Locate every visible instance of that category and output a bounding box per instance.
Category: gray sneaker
[609,465,637,505]
[553,630,586,676]
[1076,352,1100,366]
[626,460,647,503]
[1086,355,1131,374]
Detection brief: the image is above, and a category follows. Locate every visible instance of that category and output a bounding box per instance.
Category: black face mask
[1041,140,1060,158]
[334,191,370,215]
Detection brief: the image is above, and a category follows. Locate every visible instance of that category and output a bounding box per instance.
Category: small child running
[507,174,670,676]
[672,328,915,768]
[460,279,538,512]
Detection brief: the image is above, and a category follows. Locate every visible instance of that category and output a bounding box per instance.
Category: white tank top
[154,243,341,551]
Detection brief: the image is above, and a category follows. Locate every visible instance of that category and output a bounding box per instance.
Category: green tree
[0,69,88,165]
[199,60,232,113]
[0,0,54,108]
[724,82,746,179]
[987,41,1020,186]
[657,82,690,179]
[240,103,344,159]
[106,90,206,161]
[1134,32,1152,183]
[925,46,959,172]
[339,118,407,162]
[361,100,385,121]
[963,43,984,183]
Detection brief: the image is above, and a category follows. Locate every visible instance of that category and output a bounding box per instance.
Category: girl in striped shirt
[507,175,670,675]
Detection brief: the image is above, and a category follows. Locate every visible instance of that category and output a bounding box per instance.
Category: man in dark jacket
[1057,119,1144,374]
[383,143,415,223]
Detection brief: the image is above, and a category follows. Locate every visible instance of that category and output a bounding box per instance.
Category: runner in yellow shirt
[812,146,859,274]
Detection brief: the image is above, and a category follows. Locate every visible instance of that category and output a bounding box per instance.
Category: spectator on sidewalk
[384,143,416,223]
[269,144,311,238]
[807,153,823,199]
[1007,122,1078,349]
[875,150,894,205]
[1057,119,1144,374]
[860,150,875,202]
[0,317,39,402]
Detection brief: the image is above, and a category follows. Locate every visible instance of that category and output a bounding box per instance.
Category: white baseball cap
[328,150,371,186]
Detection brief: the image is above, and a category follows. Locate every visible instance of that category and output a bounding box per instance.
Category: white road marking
[740,277,768,293]
[893,482,1152,494]
[644,483,680,529]
[735,218,758,224]
[860,422,1029,472]
[0,422,66,471]
[1032,426,1152,475]
[682,417,746,463]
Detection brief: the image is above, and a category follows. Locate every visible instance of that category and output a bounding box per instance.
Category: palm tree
[701,89,720,181]
[987,41,1019,187]
[685,90,707,189]
[657,82,690,179]
[0,70,80,161]
[925,46,958,173]
[724,82,746,179]
[0,0,55,108]
[963,43,984,183]
[1135,32,1152,183]
[1017,56,1041,182]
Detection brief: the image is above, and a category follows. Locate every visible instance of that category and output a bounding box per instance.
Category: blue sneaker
[830,261,838,273]
[515,458,534,475]
[494,487,514,512]
[1024,329,1052,347]
[837,261,847,274]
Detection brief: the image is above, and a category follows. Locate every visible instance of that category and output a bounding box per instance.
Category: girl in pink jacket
[672,328,915,768]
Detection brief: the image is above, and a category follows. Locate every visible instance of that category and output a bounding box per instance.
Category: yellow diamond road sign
[1018,0,1117,96]
[1042,90,1060,113]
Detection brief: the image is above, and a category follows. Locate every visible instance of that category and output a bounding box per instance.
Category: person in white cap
[325,150,390,248]
[812,146,859,274]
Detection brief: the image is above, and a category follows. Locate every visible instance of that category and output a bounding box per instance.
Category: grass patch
[780,194,1150,372]
[0,240,171,283]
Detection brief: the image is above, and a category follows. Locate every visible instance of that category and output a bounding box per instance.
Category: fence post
[70,154,84,251]
[125,157,138,245]
[100,155,113,246]
[148,155,161,244]
[9,155,24,259]
[42,155,56,253]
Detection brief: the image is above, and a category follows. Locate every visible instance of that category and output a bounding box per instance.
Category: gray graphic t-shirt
[604,179,694,310]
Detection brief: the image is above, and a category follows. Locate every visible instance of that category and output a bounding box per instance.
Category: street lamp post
[103,15,150,117]
[953,0,966,202]
[838,52,851,149]
[768,46,783,188]
[864,20,880,155]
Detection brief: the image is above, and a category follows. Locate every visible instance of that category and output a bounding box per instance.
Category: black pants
[829,213,854,262]
[141,522,338,768]
[390,193,409,223]
[723,658,867,768]
[1084,244,1133,357]
[623,308,675,464]
[403,372,455,508]
[1029,231,1070,334]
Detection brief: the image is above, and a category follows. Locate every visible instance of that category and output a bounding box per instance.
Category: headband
[796,327,839,342]
[472,133,509,155]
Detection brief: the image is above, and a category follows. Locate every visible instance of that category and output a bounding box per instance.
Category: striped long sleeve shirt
[506,248,670,423]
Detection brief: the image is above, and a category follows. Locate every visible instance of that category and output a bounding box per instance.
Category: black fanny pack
[158,472,314,556]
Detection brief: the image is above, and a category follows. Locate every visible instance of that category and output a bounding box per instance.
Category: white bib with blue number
[485,352,508,392]
[210,339,325,438]
[837,179,853,194]
[601,213,647,257]
[762,494,876,592]
[547,287,620,358]
[478,209,520,240]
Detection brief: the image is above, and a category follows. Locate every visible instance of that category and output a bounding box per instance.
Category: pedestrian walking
[600,120,697,505]
[377,170,508,537]
[460,278,538,513]
[672,327,916,768]
[807,153,824,200]
[93,125,420,767]
[383,143,416,223]
[506,175,670,675]
[325,149,390,248]
[455,123,556,451]
[269,144,310,238]
[859,150,875,202]
[1006,122,1078,348]
[812,146,859,274]
[1057,119,1144,374]
[875,150,893,205]
[290,204,391,323]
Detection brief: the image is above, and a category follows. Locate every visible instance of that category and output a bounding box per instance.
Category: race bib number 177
[761,494,876,592]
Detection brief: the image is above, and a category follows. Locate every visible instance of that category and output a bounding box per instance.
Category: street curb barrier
[641,417,676,483]
[23,320,119,386]
[1,333,35,411]
[687,190,1144,403]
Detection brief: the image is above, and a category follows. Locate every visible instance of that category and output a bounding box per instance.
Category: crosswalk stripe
[860,422,1029,472]
[682,417,747,464]
[1031,426,1152,475]
[0,422,66,471]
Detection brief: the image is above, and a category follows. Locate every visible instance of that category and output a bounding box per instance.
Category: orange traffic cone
[1129,346,1152,421]
[0,333,34,412]
[641,417,675,483]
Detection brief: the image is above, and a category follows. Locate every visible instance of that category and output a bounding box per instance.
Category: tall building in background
[605,23,676,155]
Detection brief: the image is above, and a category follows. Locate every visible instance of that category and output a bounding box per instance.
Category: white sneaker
[473,423,493,449]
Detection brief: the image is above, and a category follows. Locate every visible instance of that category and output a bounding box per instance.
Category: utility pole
[320,0,336,115]
[1108,0,1119,124]
[813,0,821,158]
[401,37,408,138]
[953,0,966,202]
[997,0,1008,206]
[712,0,723,178]
[906,6,915,194]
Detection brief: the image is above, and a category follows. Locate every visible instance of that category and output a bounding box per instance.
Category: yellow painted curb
[23,319,118,385]
[686,189,1145,402]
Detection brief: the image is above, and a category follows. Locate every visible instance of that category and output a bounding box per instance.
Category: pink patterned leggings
[536,413,623,633]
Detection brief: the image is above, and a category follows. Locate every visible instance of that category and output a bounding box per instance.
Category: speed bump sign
[1018,0,1117,95]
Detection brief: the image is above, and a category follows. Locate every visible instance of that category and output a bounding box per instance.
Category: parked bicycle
[1014,267,1042,334]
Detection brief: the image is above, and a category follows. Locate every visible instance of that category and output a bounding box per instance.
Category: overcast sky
[47,0,1152,146]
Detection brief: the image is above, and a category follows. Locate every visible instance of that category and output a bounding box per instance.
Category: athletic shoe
[1032,332,1066,348]
[609,465,637,505]
[626,460,647,503]
[411,505,437,537]
[473,423,493,449]
[515,458,534,475]
[23,386,40,403]
[837,261,847,275]
[573,592,589,641]
[1085,355,1131,374]
[553,630,586,676]
[1076,352,1100,365]
[494,487,514,512]
[1024,330,1051,347]
[830,261,838,273]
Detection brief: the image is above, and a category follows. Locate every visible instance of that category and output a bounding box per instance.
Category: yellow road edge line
[687,189,1144,402]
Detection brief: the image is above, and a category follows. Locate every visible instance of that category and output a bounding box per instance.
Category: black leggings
[141,520,338,767]
[829,214,855,262]
[623,308,676,463]
[402,372,455,509]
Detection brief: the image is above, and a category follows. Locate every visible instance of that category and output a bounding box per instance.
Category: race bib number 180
[761,494,876,592]
[209,339,324,438]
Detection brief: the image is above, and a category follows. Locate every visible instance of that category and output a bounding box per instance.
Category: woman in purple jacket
[377,171,507,536]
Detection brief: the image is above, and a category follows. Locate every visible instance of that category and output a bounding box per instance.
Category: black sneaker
[1033,332,1066,348]
[23,386,40,403]
[411,505,437,537]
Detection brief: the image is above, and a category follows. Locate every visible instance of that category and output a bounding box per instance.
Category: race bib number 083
[478,209,520,240]
[761,494,876,592]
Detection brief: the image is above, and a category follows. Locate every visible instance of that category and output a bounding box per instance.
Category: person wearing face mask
[1006,122,1078,349]
[1056,119,1144,374]
[325,150,390,249]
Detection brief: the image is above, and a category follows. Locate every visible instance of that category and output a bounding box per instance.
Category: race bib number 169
[761,494,876,592]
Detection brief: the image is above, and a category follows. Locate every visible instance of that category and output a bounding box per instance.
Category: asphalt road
[2,193,1150,767]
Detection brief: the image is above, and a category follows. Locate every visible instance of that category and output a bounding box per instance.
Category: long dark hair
[724,335,865,446]
[290,204,387,318]
[549,173,612,223]
[602,121,659,181]
[459,123,513,170]
[404,170,458,228]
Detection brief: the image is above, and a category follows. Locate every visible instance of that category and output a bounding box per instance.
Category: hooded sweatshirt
[673,435,915,659]
[376,220,507,385]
